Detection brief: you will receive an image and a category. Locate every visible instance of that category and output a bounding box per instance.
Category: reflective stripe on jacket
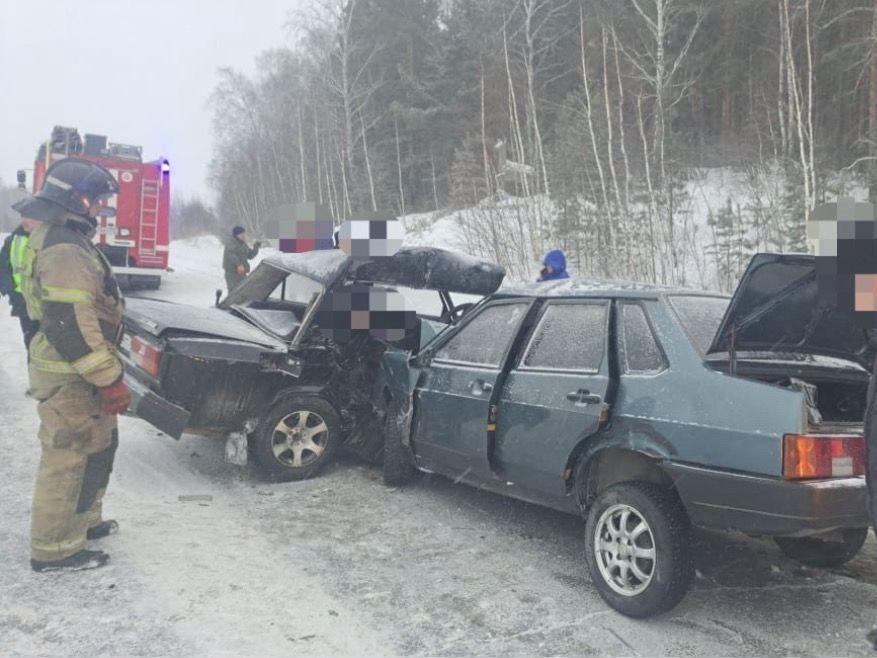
[23,217,124,388]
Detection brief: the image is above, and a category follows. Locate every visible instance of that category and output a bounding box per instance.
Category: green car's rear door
[412,299,531,479]
[493,299,612,499]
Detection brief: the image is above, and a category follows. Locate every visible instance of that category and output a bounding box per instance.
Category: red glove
[99,378,131,415]
[236,264,246,275]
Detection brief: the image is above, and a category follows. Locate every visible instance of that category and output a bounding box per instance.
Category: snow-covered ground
[3,236,877,655]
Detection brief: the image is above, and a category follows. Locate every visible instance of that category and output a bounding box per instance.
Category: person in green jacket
[222,225,260,292]
[0,220,40,347]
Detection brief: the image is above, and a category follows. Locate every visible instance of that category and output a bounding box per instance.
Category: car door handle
[468,379,493,395]
[567,389,602,405]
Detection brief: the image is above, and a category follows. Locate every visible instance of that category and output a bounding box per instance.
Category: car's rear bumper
[123,371,190,440]
[664,462,869,537]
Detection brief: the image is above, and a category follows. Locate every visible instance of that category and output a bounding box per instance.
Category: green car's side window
[621,303,667,373]
[520,302,607,372]
[434,302,528,367]
[668,294,729,355]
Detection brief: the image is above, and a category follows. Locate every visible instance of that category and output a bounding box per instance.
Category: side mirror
[214,289,222,307]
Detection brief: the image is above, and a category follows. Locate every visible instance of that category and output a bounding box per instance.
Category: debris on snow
[178,495,213,502]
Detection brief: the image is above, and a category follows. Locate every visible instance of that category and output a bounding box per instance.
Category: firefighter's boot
[31,548,109,573]
[87,519,118,540]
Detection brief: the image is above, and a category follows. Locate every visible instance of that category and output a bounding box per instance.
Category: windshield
[269,272,326,306]
[223,263,324,308]
[222,264,286,307]
[391,286,446,318]
[668,295,729,355]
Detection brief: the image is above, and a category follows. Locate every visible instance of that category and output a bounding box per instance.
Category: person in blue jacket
[537,249,570,282]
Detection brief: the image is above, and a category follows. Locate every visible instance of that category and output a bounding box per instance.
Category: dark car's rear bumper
[124,371,190,440]
[664,462,869,537]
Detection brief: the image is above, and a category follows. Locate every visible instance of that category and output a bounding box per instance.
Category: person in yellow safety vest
[12,157,131,573]
[0,219,40,347]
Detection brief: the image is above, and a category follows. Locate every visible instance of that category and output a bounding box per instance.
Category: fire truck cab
[27,126,170,290]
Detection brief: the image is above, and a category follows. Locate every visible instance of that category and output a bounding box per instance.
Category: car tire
[252,395,342,482]
[584,482,693,618]
[774,528,869,568]
[381,395,419,486]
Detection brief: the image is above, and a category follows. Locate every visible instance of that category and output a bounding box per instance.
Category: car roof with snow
[497,278,728,299]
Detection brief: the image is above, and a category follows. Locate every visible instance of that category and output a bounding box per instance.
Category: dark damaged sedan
[121,247,504,481]
[376,253,872,617]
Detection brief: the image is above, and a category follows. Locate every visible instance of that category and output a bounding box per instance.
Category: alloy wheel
[271,410,329,468]
[593,503,657,596]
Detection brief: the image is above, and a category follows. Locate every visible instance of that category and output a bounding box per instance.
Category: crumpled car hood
[125,297,286,349]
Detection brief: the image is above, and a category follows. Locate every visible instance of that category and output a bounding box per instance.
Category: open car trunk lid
[125,297,286,350]
[706,253,873,369]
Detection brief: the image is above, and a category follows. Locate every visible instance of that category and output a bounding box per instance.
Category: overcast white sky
[1,0,307,200]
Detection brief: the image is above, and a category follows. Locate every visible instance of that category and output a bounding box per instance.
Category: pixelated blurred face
[855,274,877,312]
[351,310,371,330]
[263,202,335,252]
[809,197,877,328]
[337,218,405,259]
[314,284,417,344]
[806,211,838,258]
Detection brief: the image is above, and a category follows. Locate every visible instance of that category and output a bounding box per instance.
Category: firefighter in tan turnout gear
[12,157,131,572]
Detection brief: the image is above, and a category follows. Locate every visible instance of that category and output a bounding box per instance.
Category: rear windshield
[668,295,729,354]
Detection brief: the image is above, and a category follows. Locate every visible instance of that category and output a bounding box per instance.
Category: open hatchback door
[707,253,874,369]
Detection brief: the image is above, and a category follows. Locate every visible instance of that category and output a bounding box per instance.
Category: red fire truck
[24,126,170,289]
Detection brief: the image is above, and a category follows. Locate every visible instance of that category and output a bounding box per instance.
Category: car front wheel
[584,482,693,618]
[252,395,341,482]
[774,528,869,568]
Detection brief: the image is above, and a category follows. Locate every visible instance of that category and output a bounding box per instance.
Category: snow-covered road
[3,238,877,655]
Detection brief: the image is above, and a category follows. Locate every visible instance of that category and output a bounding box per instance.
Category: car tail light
[130,335,163,378]
[782,434,865,479]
